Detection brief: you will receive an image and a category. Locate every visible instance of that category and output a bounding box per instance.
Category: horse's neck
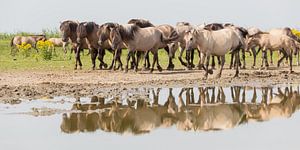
[70,34,77,43]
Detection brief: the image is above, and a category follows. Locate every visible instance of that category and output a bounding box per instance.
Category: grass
[0,38,296,72]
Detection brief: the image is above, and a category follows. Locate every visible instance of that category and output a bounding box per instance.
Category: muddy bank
[1,66,300,101]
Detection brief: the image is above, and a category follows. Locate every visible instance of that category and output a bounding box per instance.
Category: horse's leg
[90,48,97,70]
[216,55,225,78]
[197,50,203,70]
[242,48,246,69]
[178,47,187,67]
[234,50,240,77]
[74,47,80,70]
[229,53,234,69]
[97,48,107,69]
[108,50,116,70]
[186,50,192,70]
[156,50,163,72]
[203,54,211,80]
[165,46,173,70]
[211,56,216,70]
[150,51,157,73]
[125,51,132,73]
[270,50,273,65]
[289,51,293,73]
[297,50,300,66]
[277,49,287,67]
[252,47,257,68]
[135,51,143,72]
[116,49,123,70]
[191,49,195,68]
[75,47,83,70]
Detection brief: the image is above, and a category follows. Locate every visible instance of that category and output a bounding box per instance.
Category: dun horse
[110,24,179,73]
[185,28,244,79]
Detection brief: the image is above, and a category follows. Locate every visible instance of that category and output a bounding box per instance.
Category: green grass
[0,38,295,72]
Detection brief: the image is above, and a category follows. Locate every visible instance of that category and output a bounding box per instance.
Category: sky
[0,0,298,33]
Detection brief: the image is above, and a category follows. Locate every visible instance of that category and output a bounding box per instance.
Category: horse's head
[60,21,77,42]
[76,22,88,44]
[110,26,123,50]
[184,29,197,51]
[98,23,118,46]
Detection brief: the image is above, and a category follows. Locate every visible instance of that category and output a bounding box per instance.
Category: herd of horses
[10,19,300,79]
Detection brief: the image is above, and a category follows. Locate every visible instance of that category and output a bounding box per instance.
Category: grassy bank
[0,38,292,72]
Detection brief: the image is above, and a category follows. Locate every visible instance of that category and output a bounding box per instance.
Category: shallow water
[0,85,300,150]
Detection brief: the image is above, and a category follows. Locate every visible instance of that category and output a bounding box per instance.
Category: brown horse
[76,22,116,70]
[97,22,125,70]
[59,20,92,69]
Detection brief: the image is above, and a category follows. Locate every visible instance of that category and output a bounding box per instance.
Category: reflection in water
[60,86,300,135]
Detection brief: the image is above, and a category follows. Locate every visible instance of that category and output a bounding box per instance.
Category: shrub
[36,40,54,60]
[16,42,32,58]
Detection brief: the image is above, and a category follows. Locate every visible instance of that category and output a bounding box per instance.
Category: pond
[0,85,299,150]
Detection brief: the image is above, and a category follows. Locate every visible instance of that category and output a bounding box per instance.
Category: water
[0,85,300,150]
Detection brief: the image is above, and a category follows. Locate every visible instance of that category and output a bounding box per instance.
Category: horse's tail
[161,30,179,44]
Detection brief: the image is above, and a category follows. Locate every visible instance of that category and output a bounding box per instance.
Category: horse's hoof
[103,64,108,69]
[208,69,213,74]
[157,66,163,72]
[79,66,82,70]
[289,70,294,74]
[251,66,255,69]
[191,64,195,68]
[134,68,138,72]
[202,76,208,80]
[241,66,246,70]
[150,69,154,73]
[124,68,128,73]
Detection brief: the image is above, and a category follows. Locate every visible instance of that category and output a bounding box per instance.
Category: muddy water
[0,85,300,150]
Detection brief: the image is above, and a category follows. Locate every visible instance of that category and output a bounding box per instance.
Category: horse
[269,27,300,66]
[59,20,92,69]
[204,23,249,69]
[10,34,46,54]
[97,22,125,70]
[76,22,116,70]
[185,28,244,79]
[247,27,264,68]
[175,22,200,69]
[246,32,298,73]
[110,24,179,73]
[48,37,69,54]
[128,19,179,70]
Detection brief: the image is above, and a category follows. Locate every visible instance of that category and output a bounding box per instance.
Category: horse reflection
[61,86,300,135]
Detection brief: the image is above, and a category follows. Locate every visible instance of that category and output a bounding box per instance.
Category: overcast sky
[0,0,298,33]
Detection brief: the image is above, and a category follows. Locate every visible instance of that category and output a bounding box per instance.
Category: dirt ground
[1,65,300,101]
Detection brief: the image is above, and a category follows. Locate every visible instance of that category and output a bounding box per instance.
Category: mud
[1,66,300,101]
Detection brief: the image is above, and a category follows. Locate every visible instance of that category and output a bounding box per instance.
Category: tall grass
[0,29,61,40]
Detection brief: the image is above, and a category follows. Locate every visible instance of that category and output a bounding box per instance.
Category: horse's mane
[204,23,224,31]
[78,22,98,34]
[100,22,119,29]
[128,19,154,28]
[176,22,191,26]
[249,31,269,38]
[60,20,78,33]
[118,24,140,41]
